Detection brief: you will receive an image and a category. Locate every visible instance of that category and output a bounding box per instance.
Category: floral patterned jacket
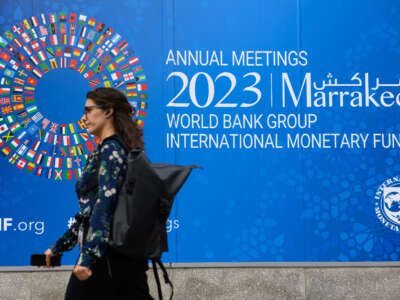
[50,134,128,268]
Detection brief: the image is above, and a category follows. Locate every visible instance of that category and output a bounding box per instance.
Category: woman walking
[45,87,153,300]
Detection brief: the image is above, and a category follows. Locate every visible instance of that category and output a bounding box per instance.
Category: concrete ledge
[1,267,400,299]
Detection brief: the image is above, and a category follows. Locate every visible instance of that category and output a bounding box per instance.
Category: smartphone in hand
[30,254,62,267]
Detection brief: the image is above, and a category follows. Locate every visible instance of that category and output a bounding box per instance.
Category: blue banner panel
[0,0,400,266]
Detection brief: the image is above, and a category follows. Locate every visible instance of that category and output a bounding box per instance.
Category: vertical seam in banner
[172,0,179,264]
[297,0,306,261]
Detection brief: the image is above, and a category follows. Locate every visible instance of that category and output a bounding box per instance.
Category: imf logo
[375,176,400,232]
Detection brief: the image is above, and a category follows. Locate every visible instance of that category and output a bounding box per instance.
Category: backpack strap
[152,258,174,300]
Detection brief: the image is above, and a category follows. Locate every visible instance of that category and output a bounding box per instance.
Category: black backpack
[99,135,199,300]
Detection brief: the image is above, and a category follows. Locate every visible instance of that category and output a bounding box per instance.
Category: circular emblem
[374,176,400,232]
[0,12,148,180]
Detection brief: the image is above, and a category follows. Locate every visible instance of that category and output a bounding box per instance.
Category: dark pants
[65,249,154,300]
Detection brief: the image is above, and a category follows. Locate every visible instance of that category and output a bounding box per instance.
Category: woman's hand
[44,249,54,268]
[73,265,93,281]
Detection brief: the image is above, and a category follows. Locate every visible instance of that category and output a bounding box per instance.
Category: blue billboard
[0,0,400,266]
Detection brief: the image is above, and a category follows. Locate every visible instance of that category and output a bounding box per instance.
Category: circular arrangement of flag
[0,12,149,180]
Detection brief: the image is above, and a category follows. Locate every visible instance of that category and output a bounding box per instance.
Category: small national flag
[68,123,75,134]
[72,134,80,144]
[6,115,16,124]
[63,135,70,146]
[50,34,58,46]
[88,18,96,27]
[0,123,9,134]
[59,12,67,22]
[77,119,86,129]
[25,162,36,173]
[80,132,89,141]
[13,38,22,48]
[46,168,52,179]
[69,146,77,156]
[83,69,94,80]
[2,146,11,156]
[65,157,72,168]
[73,48,81,57]
[78,15,87,25]
[85,141,95,152]
[29,55,40,65]
[21,32,31,43]
[127,91,137,98]
[10,122,22,133]
[0,36,8,48]
[1,105,12,114]
[133,66,143,74]
[23,45,33,56]
[54,157,62,168]
[69,35,76,46]
[26,149,35,160]
[35,153,43,164]
[39,25,48,36]
[13,103,24,111]
[139,93,148,100]
[101,55,111,64]
[140,101,147,109]
[111,47,120,57]
[55,169,62,180]
[69,13,77,23]
[49,13,57,23]
[128,56,139,65]
[10,138,21,149]
[111,71,122,81]
[104,27,113,38]
[70,23,77,35]
[45,156,53,167]
[0,97,10,104]
[138,110,147,117]
[89,78,100,87]
[137,83,148,91]
[26,105,38,114]
[123,72,134,82]
[8,153,18,163]
[35,166,43,176]
[14,77,25,85]
[16,158,27,169]
[106,62,117,72]
[32,141,40,151]
[65,169,73,180]
[49,58,58,69]
[74,168,82,179]
[37,50,46,61]
[126,83,137,90]
[27,77,38,86]
[32,68,43,78]
[30,16,39,27]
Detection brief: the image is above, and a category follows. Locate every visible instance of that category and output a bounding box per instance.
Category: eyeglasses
[84,105,103,117]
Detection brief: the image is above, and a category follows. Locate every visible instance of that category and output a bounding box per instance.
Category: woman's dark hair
[86,87,144,150]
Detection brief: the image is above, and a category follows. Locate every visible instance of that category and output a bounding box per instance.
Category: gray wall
[1,266,400,299]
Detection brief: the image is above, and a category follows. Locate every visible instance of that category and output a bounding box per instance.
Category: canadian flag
[16,158,27,169]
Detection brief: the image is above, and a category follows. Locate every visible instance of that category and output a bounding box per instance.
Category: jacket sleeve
[77,141,126,268]
[50,216,80,254]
